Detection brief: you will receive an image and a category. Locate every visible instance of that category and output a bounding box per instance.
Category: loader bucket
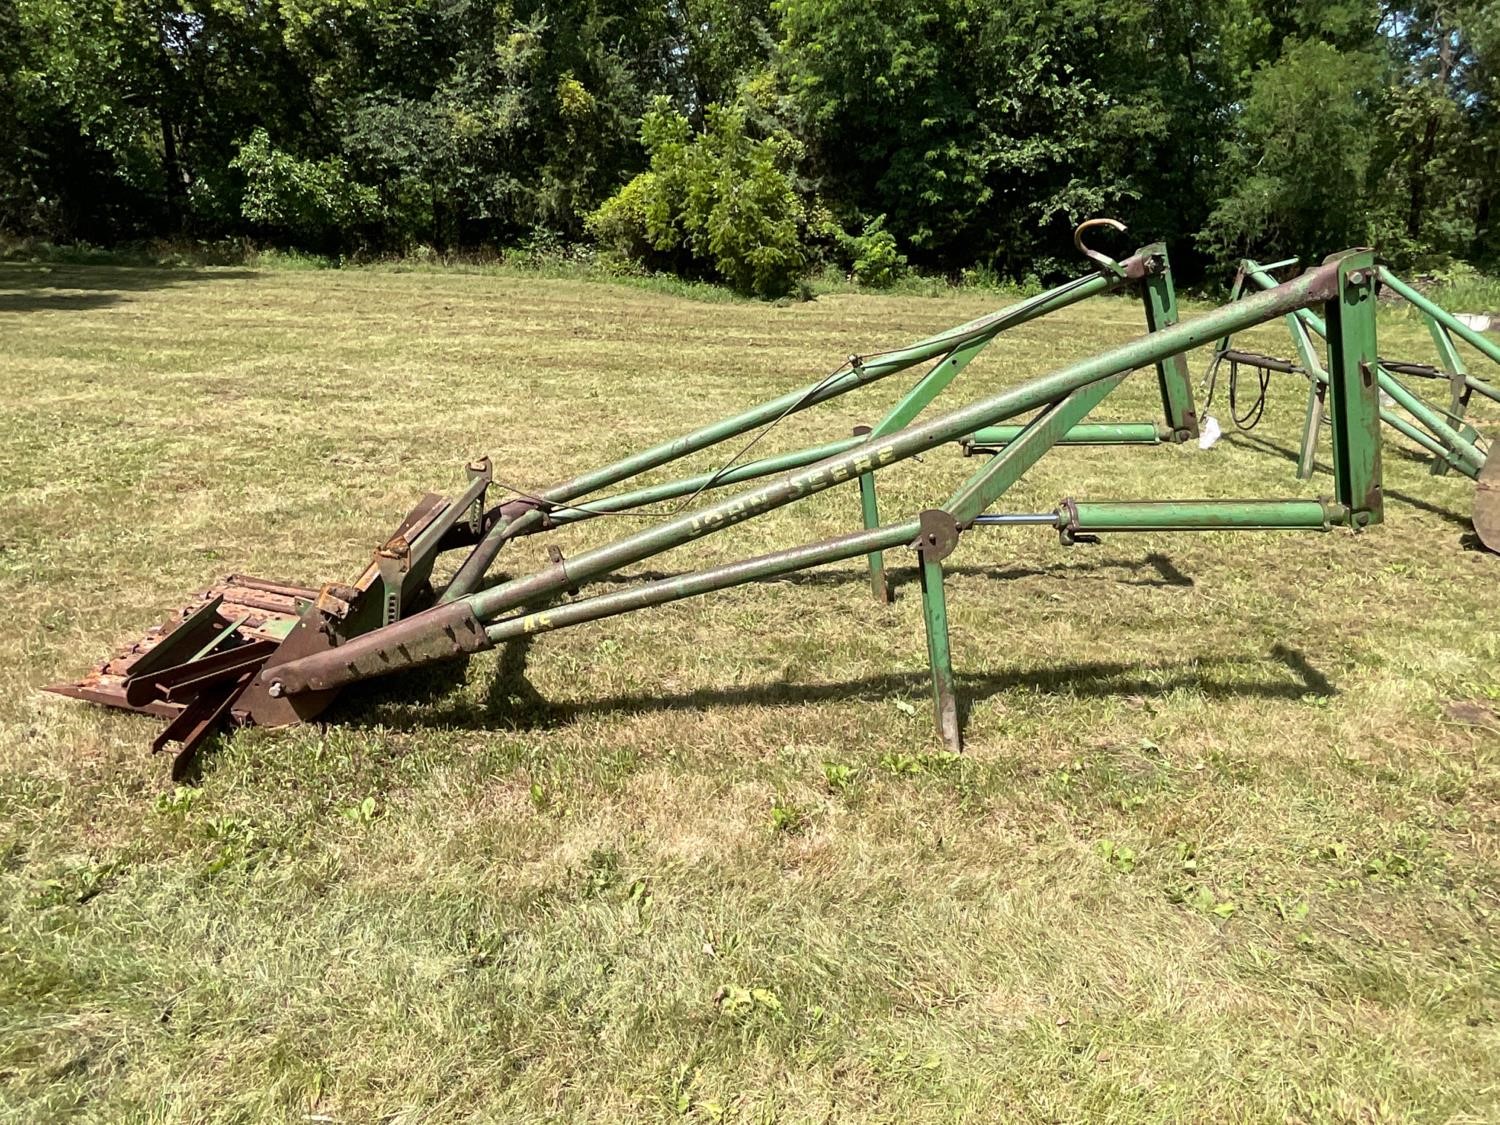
[44,460,494,778]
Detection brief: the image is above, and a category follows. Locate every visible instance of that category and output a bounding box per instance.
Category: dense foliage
[2,0,1496,291]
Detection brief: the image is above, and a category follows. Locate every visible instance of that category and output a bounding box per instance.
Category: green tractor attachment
[46,234,1387,774]
[1207,256,1499,549]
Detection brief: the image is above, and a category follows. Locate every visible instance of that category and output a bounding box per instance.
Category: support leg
[917,549,961,751]
[1139,244,1199,442]
[1324,252,1383,526]
[1297,380,1325,480]
[853,425,889,603]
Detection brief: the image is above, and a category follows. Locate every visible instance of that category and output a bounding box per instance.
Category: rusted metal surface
[265,601,488,697]
[154,668,258,782]
[242,614,343,727]
[124,639,279,708]
[43,575,314,720]
[912,509,960,563]
[44,472,497,766]
[1475,454,1500,553]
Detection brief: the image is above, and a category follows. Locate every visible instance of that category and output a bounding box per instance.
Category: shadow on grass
[0,264,259,314]
[337,634,1335,737]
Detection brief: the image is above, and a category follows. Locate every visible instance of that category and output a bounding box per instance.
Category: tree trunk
[160,109,184,233]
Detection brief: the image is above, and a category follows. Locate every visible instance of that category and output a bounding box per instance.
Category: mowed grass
[1,260,1497,1123]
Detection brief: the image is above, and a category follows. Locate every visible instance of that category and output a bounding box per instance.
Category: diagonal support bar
[943,373,1129,526]
[443,267,1136,602]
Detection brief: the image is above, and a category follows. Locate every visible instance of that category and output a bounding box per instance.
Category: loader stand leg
[1139,245,1199,442]
[1433,374,1476,477]
[918,548,961,751]
[1298,381,1325,481]
[854,425,889,603]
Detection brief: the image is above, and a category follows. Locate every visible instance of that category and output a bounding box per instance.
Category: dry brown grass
[0,259,1497,1122]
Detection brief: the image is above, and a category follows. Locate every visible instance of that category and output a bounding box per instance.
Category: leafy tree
[840,215,907,288]
[231,129,378,251]
[590,98,811,296]
[1200,39,1382,262]
[1,0,1498,284]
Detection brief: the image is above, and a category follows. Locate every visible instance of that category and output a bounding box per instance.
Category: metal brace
[1057,498,1100,547]
[910,509,960,563]
[466,456,493,537]
[375,536,411,626]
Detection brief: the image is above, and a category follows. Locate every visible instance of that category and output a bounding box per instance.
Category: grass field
[1,259,1497,1123]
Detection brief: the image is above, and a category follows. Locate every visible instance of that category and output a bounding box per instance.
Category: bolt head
[268,681,285,698]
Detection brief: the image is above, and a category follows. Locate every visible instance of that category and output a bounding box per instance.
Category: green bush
[588,100,811,298]
[842,215,907,288]
[231,129,378,250]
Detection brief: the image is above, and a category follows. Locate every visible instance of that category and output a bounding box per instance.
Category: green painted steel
[944,374,1129,525]
[1138,244,1199,440]
[857,466,888,602]
[542,435,867,525]
[848,267,1122,599]
[1240,259,1485,479]
[1068,499,1336,531]
[456,260,1345,624]
[917,552,961,751]
[1377,267,1500,368]
[481,520,922,643]
[1324,252,1383,523]
[872,336,994,437]
[1377,374,1485,473]
[1382,413,1479,478]
[1426,319,1469,476]
[269,258,1356,700]
[443,270,1129,602]
[856,333,995,601]
[869,271,1121,440]
[1464,373,1500,406]
[967,422,1160,446]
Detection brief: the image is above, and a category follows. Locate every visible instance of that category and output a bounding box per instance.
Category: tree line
[2,1,1496,294]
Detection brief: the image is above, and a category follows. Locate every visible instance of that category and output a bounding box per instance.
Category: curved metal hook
[1073,217,1128,276]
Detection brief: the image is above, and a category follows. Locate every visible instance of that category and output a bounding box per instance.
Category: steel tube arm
[483,520,923,643]
[1376,267,1500,368]
[442,268,1125,600]
[540,435,867,526]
